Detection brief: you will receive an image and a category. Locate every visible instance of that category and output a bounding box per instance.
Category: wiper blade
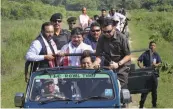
[75,96,109,104]
[39,95,73,104]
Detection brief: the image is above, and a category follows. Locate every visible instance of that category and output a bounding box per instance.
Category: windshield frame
[28,69,116,102]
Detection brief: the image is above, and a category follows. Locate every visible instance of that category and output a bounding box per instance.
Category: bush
[1,0,66,20]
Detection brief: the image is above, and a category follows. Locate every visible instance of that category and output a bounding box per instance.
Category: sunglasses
[102,29,113,34]
[53,20,62,23]
[91,29,100,32]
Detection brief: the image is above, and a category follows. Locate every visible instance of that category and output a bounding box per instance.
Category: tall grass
[1,20,43,76]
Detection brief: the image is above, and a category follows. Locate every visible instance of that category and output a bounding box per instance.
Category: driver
[35,79,63,101]
[42,79,57,94]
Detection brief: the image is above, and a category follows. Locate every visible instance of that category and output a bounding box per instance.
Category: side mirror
[121,89,131,104]
[14,93,25,107]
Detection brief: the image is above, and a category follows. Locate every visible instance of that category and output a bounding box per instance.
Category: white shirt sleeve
[107,14,111,18]
[25,40,45,61]
[79,15,83,25]
[82,43,94,53]
[117,13,126,22]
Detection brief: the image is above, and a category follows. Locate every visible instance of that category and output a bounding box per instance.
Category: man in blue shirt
[83,22,101,51]
[137,41,162,108]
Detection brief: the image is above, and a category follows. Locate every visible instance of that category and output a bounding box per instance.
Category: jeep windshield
[30,73,115,102]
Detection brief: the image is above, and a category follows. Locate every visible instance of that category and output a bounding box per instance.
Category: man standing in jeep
[93,18,131,89]
[50,13,71,50]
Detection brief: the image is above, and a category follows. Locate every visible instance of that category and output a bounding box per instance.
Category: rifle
[121,18,130,34]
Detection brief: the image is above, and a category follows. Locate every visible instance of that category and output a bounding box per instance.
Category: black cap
[67,17,77,23]
[43,79,54,86]
[50,13,63,21]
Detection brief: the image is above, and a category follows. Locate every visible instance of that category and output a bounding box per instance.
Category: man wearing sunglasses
[84,22,101,51]
[50,13,71,50]
[67,17,77,31]
[93,18,131,89]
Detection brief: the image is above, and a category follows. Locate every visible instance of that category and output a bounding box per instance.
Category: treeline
[1,0,100,20]
[2,0,173,20]
[6,0,173,11]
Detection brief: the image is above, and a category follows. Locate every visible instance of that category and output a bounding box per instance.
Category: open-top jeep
[14,50,156,108]
[14,67,131,108]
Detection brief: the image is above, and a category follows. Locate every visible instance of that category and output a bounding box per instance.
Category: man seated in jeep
[35,79,64,101]
[80,54,94,69]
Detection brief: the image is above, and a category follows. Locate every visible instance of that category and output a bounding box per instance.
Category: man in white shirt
[79,7,90,30]
[107,8,126,32]
[60,27,93,66]
[25,22,59,71]
[113,12,126,32]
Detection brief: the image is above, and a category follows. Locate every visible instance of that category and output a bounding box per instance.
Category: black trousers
[114,65,130,89]
[139,74,158,108]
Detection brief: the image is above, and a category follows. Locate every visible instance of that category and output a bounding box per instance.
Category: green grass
[1,19,42,107]
[129,10,173,108]
[1,71,26,107]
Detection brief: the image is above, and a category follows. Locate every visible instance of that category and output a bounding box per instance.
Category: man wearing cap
[35,79,64,101]
[93,18,131,89]
[113,9,126,32]
[112,17,120,32]
[50,13,71,50]
[107,8,126,32]
[79,7,90,30]
[60,27,93,66]
[67,17,77,31]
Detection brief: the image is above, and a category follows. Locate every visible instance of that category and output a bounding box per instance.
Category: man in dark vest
[25,22,59,82]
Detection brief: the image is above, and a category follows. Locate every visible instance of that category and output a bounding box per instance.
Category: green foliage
[124,0,141,9]
[1,0,66,20]
[152,4,173,12]
[130,10,173,74]
[65,0,98,10]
